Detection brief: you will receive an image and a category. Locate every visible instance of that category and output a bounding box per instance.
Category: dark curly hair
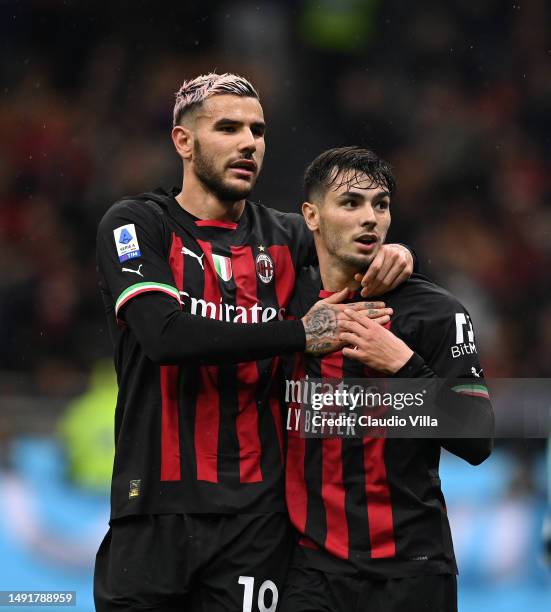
[304,146,396,202]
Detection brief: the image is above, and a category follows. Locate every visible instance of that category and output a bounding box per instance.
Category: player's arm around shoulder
[270,199,417,293]
[97,199,309,366]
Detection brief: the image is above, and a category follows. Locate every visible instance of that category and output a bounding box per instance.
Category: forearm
[124,293,306,365]
[394,353,494,465]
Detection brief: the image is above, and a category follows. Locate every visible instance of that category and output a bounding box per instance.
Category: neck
[175,171,245,222]
[317,249,361,292]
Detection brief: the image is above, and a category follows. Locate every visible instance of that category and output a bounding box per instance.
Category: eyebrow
[336,190,390,200]
[213,117,266,130]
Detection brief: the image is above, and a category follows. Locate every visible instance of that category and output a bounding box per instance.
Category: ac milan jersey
[283,267,493,578]
[96,188,314,518]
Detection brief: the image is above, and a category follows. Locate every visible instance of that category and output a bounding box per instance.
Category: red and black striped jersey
[96,188,314,518]
[283,266,493,578]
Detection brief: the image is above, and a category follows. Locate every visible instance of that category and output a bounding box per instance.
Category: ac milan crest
[255,252,274,284]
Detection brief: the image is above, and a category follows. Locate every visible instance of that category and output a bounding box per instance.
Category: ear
[172,125,194,161]
[302,201,320,231]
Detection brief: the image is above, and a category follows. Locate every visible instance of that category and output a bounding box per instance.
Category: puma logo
[122,264,144,277]
[181,246,205,270]
[471,367,483,378]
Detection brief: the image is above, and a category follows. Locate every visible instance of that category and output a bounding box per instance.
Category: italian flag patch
[115,282,181,317]
[212,254,232,281]
[452,383,490,400]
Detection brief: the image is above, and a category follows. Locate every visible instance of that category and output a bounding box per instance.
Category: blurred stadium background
[1,1,550,610]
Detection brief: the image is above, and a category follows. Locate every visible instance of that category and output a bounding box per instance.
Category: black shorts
[94,513,294,612]
[279,548,457,612]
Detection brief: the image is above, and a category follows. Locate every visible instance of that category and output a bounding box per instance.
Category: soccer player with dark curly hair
[280,146,494,612]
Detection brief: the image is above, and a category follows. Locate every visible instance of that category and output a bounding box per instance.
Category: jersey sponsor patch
[114,224,141,262]
[129,479,141,499]
[451,312,477,358]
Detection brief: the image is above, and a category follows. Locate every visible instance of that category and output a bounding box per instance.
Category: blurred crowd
[1,1,550,399]
[1,4,549,603]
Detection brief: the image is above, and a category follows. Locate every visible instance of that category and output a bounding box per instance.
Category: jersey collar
[167,187,251,240]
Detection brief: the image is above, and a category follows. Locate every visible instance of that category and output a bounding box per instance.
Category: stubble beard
[320,223,375,273]
[193,140,255,202]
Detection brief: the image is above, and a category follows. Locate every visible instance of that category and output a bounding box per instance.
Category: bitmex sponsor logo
[179,291,285,323]
[452,312,477,358]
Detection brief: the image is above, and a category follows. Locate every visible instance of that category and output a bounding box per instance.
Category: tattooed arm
[302,302,340,355]
[302,289,392,356]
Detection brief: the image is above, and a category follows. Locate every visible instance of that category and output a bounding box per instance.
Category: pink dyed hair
[173,72,259,127]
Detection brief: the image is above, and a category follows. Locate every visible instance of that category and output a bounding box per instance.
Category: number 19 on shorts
[238,576,278,612]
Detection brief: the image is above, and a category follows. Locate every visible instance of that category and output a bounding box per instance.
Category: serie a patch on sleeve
[113,224,141,262]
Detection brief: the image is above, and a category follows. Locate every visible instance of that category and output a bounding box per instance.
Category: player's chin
[360,249,381,269]
[227,177,256,197]
[344,252,376,269]
[221,179,255,200]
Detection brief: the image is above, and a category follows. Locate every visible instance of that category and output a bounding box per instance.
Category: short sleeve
[96,199,182,321]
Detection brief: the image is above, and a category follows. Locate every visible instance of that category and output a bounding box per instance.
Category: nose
[238,128,256,155]
[360,204,377,228]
